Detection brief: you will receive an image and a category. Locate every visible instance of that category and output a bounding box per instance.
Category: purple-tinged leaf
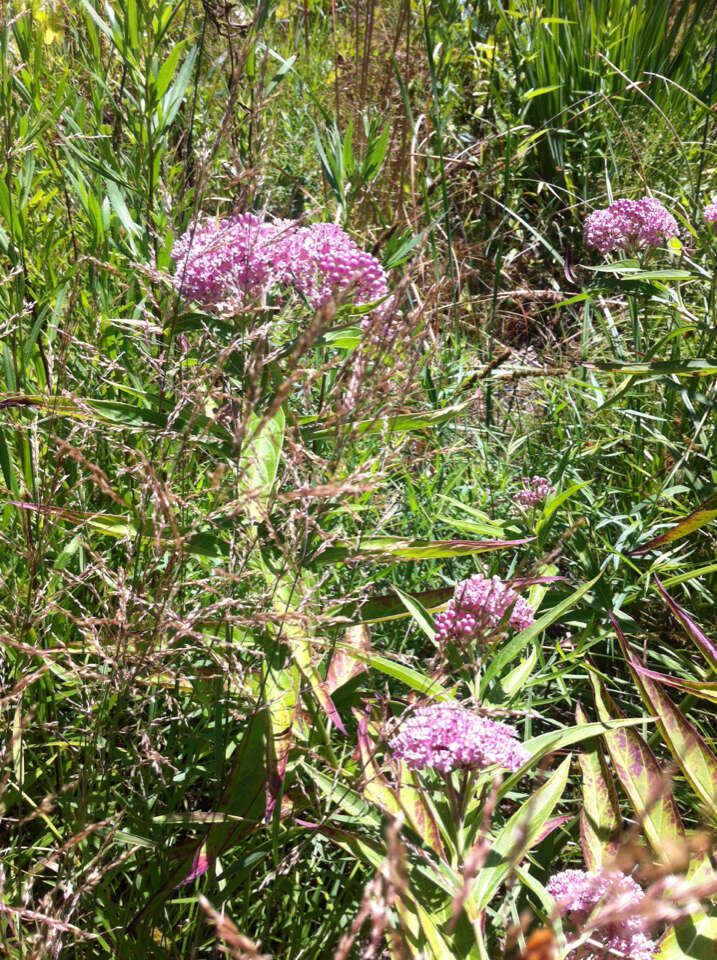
[632,663,717,705]
[575,703,621,871]
[654,577,717,672]
[533,814,573,848]
[613,620,717,818]
[588,671,686,862]
[325,624,370,694]
[178,844,210,886]
[631,492,717,555]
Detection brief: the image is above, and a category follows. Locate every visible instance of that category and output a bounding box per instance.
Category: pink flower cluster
[389,702,529,774]
[705,202,717,228]
[548,869,656,960]
[514,475,554,507]
[434,574,535,643]
[583,197,678,256]
[172,214,390,318]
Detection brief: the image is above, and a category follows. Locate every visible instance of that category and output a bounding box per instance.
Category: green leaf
[468,757,571,917]
[656,915,717,960]
[593,360,717,378]
[393,584,436,642]
[239,408,285,524]
[481,572,603,693]
[313,535,534,565]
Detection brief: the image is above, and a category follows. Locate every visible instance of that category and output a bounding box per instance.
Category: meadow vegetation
[1,2,716,957]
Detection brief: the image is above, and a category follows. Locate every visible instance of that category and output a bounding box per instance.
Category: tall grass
[0,2,715,958]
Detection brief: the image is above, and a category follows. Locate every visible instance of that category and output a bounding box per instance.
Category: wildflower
[172,214,390,321]
[389,702,529,774]
[434,574,535,644]
[547,869,656,960]
[514,475,554,507]
[583,197,678,256]
[705,202,717,228]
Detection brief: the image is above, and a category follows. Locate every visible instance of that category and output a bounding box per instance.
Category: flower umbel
[514,475,554,507]
[172,214,390,320]
[389,702,529,775]
[434,574,535,644]
[705,202,717,228]
[583,197,678,256]
[547,869,656,960]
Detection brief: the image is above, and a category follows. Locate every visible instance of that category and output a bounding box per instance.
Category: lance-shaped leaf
[332,586,454,625]
[591,358,717,377]
[467,756,571,917]
[575,703,621,870]
[355,711,445,858]
[631,493,717,555]
[268,571,346,735]
[632,663,717,705]
[654,577,717,672]
[656,914,717,960]
[313,535,534,565]
[588,671,686,862]
[263,657,300,822]
[238,408,285,524]
[613,620,717,818]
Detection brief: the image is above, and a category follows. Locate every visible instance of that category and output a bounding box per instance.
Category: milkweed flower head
[705,202,717,228]
[389,702,529,775]
[434,574,535,644]
[547,869,656,960]
[514,475,554,507]
[171,214,390,324]
[583,197,678,256]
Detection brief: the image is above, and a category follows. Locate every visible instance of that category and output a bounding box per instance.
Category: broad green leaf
[314,535,533,565]
[632,494,717,556]
[268,573,346,735]
[653,578,717,672]
[656,914,717,960]
[239,407,285,523]
[575,703,621,870]
[589,671,686,862]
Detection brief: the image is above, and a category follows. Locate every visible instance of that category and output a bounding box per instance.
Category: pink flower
[434,574,535,644]
[172,214,390,323]
[547,869,656,960]
[583,198,678,256]
[514,475,554,507]
[389,702,529,774]
[705,202,717,228]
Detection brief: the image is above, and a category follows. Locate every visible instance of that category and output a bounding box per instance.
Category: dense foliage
[1,2,715,958]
